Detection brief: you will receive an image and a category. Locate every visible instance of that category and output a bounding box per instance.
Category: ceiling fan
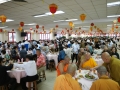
[12,0,27,2]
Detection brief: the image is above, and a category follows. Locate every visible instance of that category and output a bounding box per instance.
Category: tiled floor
[37,70,56,90]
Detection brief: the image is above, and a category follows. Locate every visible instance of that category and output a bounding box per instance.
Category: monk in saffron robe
[56,56,70,76]
[80,52,97,69]
[101,52,120,85]
[54,64,82,90]
[90,66,120,90]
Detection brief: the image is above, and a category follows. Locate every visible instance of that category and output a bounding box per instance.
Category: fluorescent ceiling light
[0,0,11,4]
[54,19,78,22]
[54,20,65,22]
[107,15,120,18]
[65,19,78,21]
[107,1,120,7]
[25,23,36,25]
[0,19,14,22]
[34,10,65,17]
[0,26,8,28]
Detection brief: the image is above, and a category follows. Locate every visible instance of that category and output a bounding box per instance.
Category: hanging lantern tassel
[18,27,23,32]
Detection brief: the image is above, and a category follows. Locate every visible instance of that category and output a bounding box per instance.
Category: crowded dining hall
[0,0,120,90]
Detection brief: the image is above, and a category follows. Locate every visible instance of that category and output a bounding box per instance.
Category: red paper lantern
[70,27,72,30]
[42,26,44,29]
[49,3,58,15]
[12,29,14,31]
[91,23,94,26]
[36,25,39,29]
[117,17,120,23]
[116,25,118,29]
[20,22,24,27]
[56,25,58,28]
[0,29,3,32]
[0,15,7,24]
[30,28,33,30]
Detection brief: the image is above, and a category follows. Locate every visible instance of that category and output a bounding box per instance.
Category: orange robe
[90,75,120,90]
[82,58,97,68]
[56,60,68,76]
[54,73,82,90]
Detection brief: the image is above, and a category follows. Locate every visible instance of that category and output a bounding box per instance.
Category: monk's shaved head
[101,52,111,64]
[67,64,77,76]
[97,66,108,76]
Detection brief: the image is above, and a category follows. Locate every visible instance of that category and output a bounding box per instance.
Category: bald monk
[54,64,82,90]
[101,52,120,85]
[80,52,97,70]
[90,66,120,90]
[56,56,70,76]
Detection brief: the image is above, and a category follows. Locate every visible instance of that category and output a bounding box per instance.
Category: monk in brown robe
[54,64,82,90]
[101,52,120,85]
[90,66,120,90]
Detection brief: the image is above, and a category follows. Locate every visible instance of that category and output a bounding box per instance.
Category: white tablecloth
[7,69,26,83]
[94,49,103,55]
[47,53,58,67]
[75,70,98,90]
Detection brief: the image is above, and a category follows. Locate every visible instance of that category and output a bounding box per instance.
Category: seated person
[54,64,82,90]
[36,49,46,80]
[0,57,17,90]
[56,56,70,76]
[77,48,85,69]
[14,55,38,90]
[80,52,97,70]
[90,66,120,90]
[111,47,119,59]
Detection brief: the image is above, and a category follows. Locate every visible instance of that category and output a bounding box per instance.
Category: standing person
[0,57,17,90]
[101,52,120,85]
[20,46,27,61]
[36,49,46,81]
[90,66,120,90]
[72,41,80,63]
[58,46,66,63]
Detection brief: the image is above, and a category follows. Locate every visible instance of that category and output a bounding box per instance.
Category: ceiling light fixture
[0,0,11,4]
[107,1,120,7]
[65,19,78,21]
[54,19,78,22]
[107,15,120,18]
[34,10,65,17]
[25,23,36,25]
[0,26,8,28]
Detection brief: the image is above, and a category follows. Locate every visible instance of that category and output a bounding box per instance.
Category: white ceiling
[0,0,120,32]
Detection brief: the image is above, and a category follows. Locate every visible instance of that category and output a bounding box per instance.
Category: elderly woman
[111,47,119,59]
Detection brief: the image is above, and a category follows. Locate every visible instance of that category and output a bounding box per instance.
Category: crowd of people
[0,37,120,90]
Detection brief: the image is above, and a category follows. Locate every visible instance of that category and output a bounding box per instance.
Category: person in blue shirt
[58,46,66,62]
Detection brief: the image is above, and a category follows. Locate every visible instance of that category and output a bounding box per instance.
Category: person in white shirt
[14,55,38,90]
[64,45,72,59]
[72,41,80,63]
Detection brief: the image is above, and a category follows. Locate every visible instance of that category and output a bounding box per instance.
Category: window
[25,33,31,41]
[39,33,50,40]
[8,32,16,42]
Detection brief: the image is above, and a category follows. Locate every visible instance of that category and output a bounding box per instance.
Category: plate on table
[84,73,96,81]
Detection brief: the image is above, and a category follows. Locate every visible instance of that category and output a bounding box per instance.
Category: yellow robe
[103,56,120,85]
[90,75,120,90]
[82,57,97,68]
[54,73,82,90]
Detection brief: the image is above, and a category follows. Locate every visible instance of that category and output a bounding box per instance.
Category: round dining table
[47,53,58,67]
[75,70,98,90]
[7,69,26,83]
